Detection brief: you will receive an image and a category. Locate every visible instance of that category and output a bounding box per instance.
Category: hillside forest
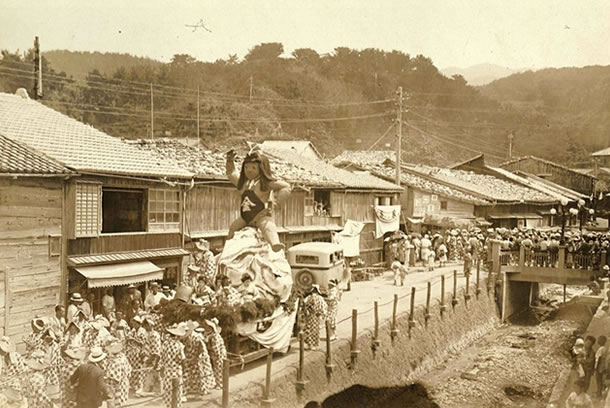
[1,44,609,167]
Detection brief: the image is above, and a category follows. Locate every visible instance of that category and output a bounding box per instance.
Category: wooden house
[131,139,403,265]
[0,92,193,341]
[500,155,596,195]
[0,133,74,341]
[332,151,490,231]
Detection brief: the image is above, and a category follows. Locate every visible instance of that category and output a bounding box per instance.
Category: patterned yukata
[60,355,81,408]
[303,292,328,349]
[43,341,61,387]
[131,326,148,392]
[206,331,227,388]
[189,331,215,394]
[160,337,186,408]
[182,332,198,394]
[106,351,132,407]
[325,287,341,334]
[0,351,27,397]
[146,328,162,393]
[196,250,217,284]
[22,332,43,356]
[24,370,52,408]
[216,286,242,307]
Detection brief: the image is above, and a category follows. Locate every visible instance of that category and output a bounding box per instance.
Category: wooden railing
[499,247,607,271]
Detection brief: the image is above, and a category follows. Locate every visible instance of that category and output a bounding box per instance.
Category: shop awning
[74,261,164,288]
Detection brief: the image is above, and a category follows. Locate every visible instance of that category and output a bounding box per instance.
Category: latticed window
[304,190,314,216]
[75,183,101,237]
[148,189,181,231]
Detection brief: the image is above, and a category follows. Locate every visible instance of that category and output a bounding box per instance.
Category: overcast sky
[2,0,609,70]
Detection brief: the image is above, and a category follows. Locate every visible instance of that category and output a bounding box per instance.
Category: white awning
[74,261,163,288]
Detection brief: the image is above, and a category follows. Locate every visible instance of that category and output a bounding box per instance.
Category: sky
[1,0,610,70]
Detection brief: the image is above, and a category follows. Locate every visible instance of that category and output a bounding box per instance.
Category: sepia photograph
[1,1,610,407]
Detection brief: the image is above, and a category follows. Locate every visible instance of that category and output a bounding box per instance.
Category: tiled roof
[0,93,193,179]
[332,150,396,166]
[0,132,73,174]
[500,155,596,180]
[411,165,556,203]
[128,139,343,188]
[261,140,321,159]
[263,146,402,191]
[510,170,587,201]
[591,147,610,157]
[361,164,489,204]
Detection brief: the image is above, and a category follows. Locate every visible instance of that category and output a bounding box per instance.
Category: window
[75,182,101,237]
[102,188,145,233]
[375,196,392,206]
[314,190,331,216]
[149,189,181,232]
[48,235,61,257]
[304,191,314,216]
[440,201,448,210]
[295,255,319,265]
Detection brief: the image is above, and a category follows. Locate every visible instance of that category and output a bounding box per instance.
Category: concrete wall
[226,282,500,407]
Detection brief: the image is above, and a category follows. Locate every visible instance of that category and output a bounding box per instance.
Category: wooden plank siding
[186,186,240,233]
[67,232,182,256]
[0,178,62,345]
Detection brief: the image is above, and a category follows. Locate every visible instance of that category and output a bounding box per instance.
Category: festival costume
[206,331,227,388]
[196,249,217,284]
[60,353,82,408]
[106,351,131,407]
[302,291,328,349]
[325,286,341,337]
[160,337,185,408]
[24,370,52,408]
[131,326,148,393]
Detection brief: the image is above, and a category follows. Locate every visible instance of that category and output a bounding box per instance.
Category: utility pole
[395,86,403,186]
[33,36,42,99]
[197,85,200,145]
[249,75,253,102]
[507,132,514,159]
[150,83,154,139]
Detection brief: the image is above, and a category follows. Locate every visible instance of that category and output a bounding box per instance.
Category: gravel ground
[420,286,591,408]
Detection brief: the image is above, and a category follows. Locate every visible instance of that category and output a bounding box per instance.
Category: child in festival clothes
[226,147,291,252]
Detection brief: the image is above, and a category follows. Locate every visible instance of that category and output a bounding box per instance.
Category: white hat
[70,293,84,303]
[88,346,107,363]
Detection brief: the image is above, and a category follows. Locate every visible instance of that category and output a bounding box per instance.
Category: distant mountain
[44,50,162,78]
[441,64,522,86]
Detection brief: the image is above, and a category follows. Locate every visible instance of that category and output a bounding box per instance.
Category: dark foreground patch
[306,382,440,408]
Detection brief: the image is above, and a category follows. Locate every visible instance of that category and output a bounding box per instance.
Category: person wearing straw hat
[23,350,52,408]
[63,320,83,350]
[23,316,46,356]
[127,315,147,397]
[141,315,162,397]
[203,318,226,389]
[189,325,215,396]
[67,292,85,324]
[194,238,217,284]
[325,279,342,341]
[302,285,328,351]
[70,346,112,408]
[60,347,86,408]
[183,264,201,289]
[160,323,187,408]
[105,340,131,407]
[0,335,27,404]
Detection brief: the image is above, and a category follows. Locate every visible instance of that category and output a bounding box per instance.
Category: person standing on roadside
[594,335,607,398]
[70,346,113,408]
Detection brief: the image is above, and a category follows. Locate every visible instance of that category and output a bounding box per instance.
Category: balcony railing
[499,247,606,271]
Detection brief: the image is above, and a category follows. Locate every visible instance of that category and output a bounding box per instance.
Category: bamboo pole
[440,275,447,315]
[295,332,308,393]
[350,309,360,368]
[408,287,416,332]
[261,348,275,407]
[476,259,481,298]
[373,301,381,351]
[425,281,432,324]
[222,359,230,408]
[452,270,459,308]
[325,320,335,377]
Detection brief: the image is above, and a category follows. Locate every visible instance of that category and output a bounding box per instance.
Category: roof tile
[0,133,73,174]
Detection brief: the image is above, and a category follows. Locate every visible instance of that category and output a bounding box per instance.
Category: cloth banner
[374,205,401,238]
[217,227,292,302]
[235,300,298,353]
[332,219,365,257]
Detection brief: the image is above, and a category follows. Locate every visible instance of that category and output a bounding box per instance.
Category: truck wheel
[295,270,315,290]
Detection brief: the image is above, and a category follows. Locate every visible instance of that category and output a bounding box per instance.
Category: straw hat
[167,324,187,337]
[31,317,46,331]
[203,318,221,335]
[0,336,15,353]
[24,350,49,371]
[64,347,86,361]
[88,347,107,363]
[106,341,124,355]
[195,239,210,251]
[70,292,84,303]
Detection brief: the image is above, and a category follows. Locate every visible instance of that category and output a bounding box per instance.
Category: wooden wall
[0,178,63,348]
[67,232,182,255]
[502,158,595,195]
[186,185,240,233]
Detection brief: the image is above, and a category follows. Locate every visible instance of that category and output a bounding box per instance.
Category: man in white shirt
[144,282,164,310]
[48,305,66,341]
[67,293,84,324]
[101,288,116,320]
